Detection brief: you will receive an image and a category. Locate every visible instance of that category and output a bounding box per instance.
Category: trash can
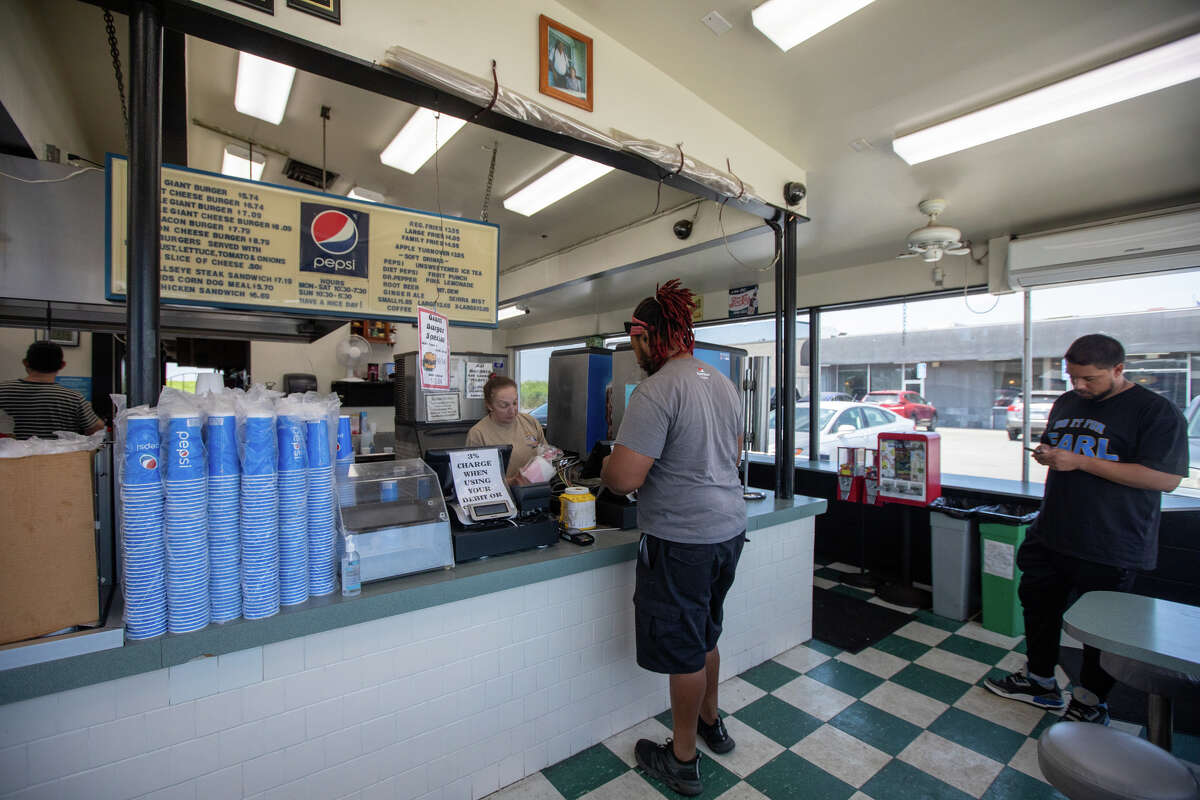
[977,503,1040,636]
[928,497,984,621]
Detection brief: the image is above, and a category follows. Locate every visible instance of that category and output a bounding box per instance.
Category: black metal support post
[778,212,798,500]
[878,507,932,608]
[127,0,164,407]
[807,306,819,463]
[769,219,785,497]
[162,28,188,166]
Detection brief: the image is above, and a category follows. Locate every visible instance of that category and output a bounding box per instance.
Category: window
[861,406,893,427]
[513,341,582,412]
[833,408,865,431]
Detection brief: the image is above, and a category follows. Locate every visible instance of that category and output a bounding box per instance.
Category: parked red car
[863,390,937,430]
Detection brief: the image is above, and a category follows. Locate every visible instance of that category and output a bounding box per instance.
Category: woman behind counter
[465,376,547,485]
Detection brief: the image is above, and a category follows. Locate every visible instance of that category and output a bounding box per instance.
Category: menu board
[106,156,499,326]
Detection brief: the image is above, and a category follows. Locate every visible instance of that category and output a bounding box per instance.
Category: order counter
[0,493,824,799]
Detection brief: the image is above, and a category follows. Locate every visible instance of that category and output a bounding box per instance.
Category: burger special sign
[106,156,500,327]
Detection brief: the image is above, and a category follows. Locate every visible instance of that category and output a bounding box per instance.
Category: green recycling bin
[977,504,1039,636]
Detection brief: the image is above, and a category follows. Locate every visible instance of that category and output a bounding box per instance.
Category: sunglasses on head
[624,316,651,336]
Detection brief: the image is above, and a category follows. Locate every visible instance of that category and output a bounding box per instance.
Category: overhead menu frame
[106,155,500,327]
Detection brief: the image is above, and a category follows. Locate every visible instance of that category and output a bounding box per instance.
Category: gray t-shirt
[615,356,745,543]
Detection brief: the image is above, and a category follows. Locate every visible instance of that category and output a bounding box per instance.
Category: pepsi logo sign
[299,202,370,279]
[310,210,359,255]
[139,453,157,470]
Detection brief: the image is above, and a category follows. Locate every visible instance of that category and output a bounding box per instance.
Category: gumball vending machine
[836,447,864,503]
[876,431,941,507]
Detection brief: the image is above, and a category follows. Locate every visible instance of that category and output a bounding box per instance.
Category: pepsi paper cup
[306,418,332,468]
[205,415,239,477]
[336,415,353,463]
[124,416,161,486]
[165,416,204,481]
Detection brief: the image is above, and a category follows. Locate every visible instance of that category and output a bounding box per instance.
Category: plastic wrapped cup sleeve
[205,415,239,477]
[124,416,162,485]
[306,418,333,468]
[242,416,276,475]
[165,416,204,481]
[276,415,308,473]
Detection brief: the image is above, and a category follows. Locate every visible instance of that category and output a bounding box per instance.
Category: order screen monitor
[423,445,512,502]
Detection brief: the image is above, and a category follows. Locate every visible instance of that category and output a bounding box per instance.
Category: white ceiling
[17,0,1200,331]
[557,0,1200,275]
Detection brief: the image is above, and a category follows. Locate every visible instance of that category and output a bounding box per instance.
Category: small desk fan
[336,334,372,382]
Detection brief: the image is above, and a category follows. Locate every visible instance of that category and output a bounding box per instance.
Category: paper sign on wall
[449,448,509,507]
[425,393,461,422]
[466,362,491,399]
[418,307,449,390]
[729,284,758,317]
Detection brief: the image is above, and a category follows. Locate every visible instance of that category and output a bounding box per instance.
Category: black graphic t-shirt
[1030,383,1188,570]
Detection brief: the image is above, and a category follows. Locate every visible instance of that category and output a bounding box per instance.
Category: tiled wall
[0,519,813,800]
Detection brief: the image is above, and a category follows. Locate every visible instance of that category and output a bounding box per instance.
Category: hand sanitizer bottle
[341,538,361,597]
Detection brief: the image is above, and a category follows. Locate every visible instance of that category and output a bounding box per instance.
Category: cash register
[423,445,559,561]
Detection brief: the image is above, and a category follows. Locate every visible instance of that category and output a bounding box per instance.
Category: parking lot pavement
[935,427,1048,484]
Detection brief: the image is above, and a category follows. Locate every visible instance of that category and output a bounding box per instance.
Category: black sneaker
[983,671,1065,709]
[1062,697,1110,725]
[697,714,735,754]
[635,738,702,797]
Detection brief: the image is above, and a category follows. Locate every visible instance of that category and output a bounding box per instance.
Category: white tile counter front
[0,512,818,800]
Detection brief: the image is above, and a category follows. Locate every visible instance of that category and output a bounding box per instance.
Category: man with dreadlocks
[601,279,746,796]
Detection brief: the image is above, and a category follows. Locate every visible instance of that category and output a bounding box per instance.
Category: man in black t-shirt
[985,334,1188,725]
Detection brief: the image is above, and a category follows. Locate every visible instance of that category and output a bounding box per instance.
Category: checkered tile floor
[487,561,1200,800]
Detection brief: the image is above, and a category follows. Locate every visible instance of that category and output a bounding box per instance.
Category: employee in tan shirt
[465,375,547,485]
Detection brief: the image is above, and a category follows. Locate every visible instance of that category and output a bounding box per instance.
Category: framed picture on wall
[287,0,340,24]
[35,328,80,347]
[539,15,593,112]
[229,0,274,13]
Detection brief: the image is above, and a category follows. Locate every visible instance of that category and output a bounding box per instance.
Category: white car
[768,401,915,459]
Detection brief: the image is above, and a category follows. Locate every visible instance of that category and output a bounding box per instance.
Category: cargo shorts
[633,530,746,675]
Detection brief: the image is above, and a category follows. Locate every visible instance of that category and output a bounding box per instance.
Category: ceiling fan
[897,198,971,263]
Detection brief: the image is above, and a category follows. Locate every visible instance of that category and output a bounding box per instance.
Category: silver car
[1006,390,1062,441]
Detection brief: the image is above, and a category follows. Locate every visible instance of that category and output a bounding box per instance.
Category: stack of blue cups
[205,412,241,622]
[122,412,167,640]
[241,413,280,619]
[276,415,310,606]
[164,414,210,634]
[335,415,355,507]
[306,417,337,595]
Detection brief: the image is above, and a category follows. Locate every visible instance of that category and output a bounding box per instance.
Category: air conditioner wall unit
[1005,207,1200,290]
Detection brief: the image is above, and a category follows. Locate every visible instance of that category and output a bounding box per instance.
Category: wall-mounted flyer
[418,307,449,390]
[106,156,499,326]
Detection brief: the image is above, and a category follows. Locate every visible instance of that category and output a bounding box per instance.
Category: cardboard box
[0,449,99,645]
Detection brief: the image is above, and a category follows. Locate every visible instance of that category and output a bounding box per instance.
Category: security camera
[783,181,807,206]
[672,219,693,240]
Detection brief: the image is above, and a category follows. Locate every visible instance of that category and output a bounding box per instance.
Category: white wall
[0,519,814,800]
[0,4,94,161]
[192,0,805,212]
[0,328,93,382]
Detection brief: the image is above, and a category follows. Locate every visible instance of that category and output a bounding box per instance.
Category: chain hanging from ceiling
[103,9,129,149]
[480,141,498,222]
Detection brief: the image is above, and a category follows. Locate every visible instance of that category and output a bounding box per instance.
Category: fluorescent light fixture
[234,51,296,125]
[893,32,1200,165]
[379,108,468,174]
[221,144,265,181]
[497,305,529,321]
[751,0,877,52]
[502,156,615,217]
[347,186,385,203]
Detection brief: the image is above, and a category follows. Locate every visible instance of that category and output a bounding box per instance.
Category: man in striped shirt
[0,341,104,439]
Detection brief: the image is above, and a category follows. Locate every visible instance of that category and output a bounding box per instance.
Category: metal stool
[1101,652,1200,751]
[1037,722,1199,800]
